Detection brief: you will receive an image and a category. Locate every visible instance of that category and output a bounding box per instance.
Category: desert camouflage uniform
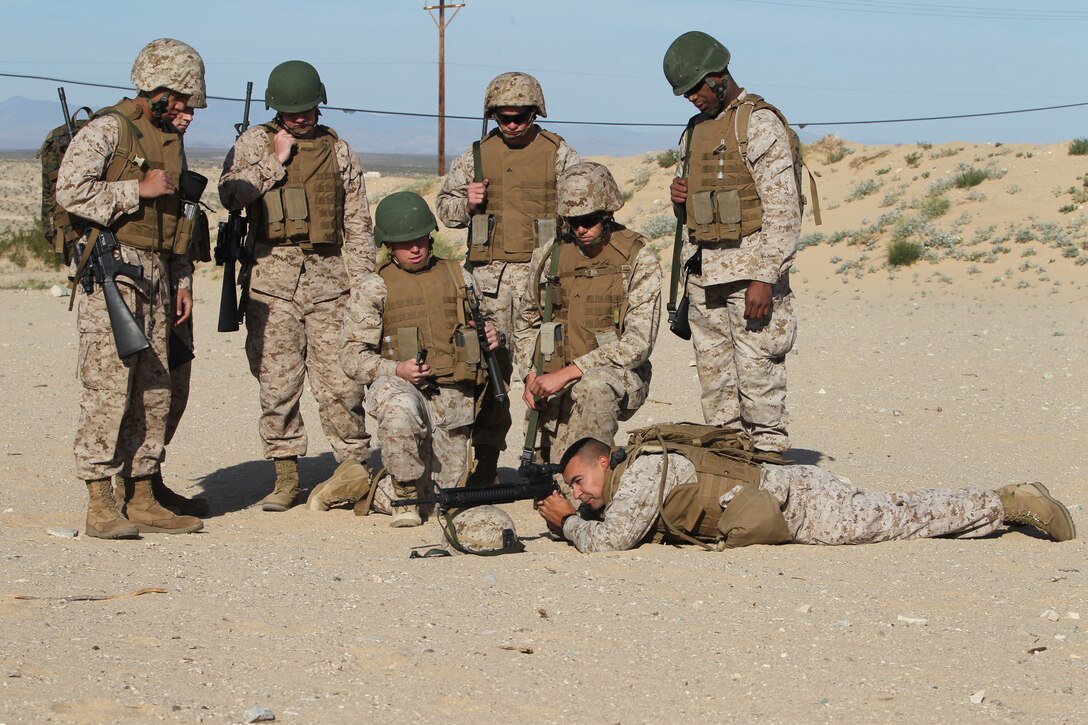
[219,125,372,463]
[435,138,580,451]
[679,90,801,453]
[514,239,662,459]
[339,267,491,490]
[562,453,1004,553]
[58,113,191,481]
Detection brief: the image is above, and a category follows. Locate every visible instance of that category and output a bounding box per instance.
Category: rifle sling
[522,239,564,457]
[668,119,696,315]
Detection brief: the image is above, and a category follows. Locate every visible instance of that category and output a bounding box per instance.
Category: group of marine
[55,32,1076,556]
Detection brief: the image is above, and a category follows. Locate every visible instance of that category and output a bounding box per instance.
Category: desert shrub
[798,232,825,249]
[887,239,923,267]
[403,176,439,196]
[905,151,922,167]
[640,214,675,240]
[952,167,988,188]
[930,146,963,159]
[919,194,951,219]
[431,233,465,260]
[917,142,932,150]
[0,227,60,268]
[847,179,881,201]
[1060,204,1079,214]
[875,167,891,175]
[1068,138,1088,156]
[656,149,680,168]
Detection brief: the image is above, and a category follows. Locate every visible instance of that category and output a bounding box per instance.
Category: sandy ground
[1,142,1087,723]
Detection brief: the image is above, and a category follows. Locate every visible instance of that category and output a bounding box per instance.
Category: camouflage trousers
[245,289,369,462]
[471,260,532,451]
[164,316,193,447]
[74,247,171,481]
[759,465,1004,544]
[365,376,474,489]
[688,278,796,453]
[538,366,649,463]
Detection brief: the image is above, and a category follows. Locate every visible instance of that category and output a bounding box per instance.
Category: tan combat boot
[85,478,140,540]
[123,477,204,534]
[307,460,372,511]
[390,478,422,528]
[261,456,299,512]
[152,471,209,517]
[465,445,500,488]
[999,482,1076,542]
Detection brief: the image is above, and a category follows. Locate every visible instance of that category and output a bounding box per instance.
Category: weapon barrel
[392,479,557,508]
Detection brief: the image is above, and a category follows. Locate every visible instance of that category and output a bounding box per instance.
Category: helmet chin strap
[145,90,172,128]
[703,75,729,117]
[277,109,320,138]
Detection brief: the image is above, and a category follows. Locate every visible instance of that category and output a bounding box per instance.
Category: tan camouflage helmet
[556,162,624,217]
[442,505,523,555]
[130,38,206,103]
[483,72,546,118]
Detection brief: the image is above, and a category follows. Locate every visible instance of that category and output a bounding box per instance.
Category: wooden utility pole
[424,1,464,176]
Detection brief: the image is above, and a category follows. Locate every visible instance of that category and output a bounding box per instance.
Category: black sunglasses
[565,212,607,229]
[495,110,533,125]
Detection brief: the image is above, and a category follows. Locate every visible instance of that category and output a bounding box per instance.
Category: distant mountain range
[0,95,684,160]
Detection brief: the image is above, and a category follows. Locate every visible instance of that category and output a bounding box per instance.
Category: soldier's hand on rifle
[174,287,192,325]
[273,129,296,164]
[395,357,432,387]
[139,169,175,199]
[669,176,688,205]
[535,490,576,531]
[467,320,502,351]
[467,179,489,213]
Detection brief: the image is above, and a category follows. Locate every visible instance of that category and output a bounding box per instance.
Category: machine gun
[76,229,150,359]
[391,463,560,511]
[214,81,253,332]
[464,280,507,403]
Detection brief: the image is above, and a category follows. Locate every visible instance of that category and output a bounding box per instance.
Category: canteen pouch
[535,322,565,374]
[534,218,557,249]
[470,213,493,252]
[452,325,483,383]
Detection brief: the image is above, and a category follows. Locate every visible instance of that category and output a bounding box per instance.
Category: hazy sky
[1,0,1085,144]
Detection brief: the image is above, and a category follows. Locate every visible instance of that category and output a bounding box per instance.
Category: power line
[2,70,1087,130]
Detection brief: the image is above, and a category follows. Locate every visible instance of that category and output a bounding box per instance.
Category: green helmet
[265,60,327,113]
[373,191,438,246]
[663,31,731,96]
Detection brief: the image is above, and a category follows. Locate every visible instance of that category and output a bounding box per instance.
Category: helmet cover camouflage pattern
[130,38,206,102]
[483,72,546,118]
[443,505,522,555]
[663,31,731,96]
[556,162,624,217]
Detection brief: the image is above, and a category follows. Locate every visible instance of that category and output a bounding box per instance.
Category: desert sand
[0,140,1086,723]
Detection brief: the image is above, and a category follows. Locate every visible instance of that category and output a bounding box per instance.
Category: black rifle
[391,463,559,509]
[79,229,150,359]
[464,280,507,403]
[215,81,253,332]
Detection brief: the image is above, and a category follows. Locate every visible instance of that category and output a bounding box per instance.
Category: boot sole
[86,526,140,540]
[133,521,204,534]
[261,503,291,512]
[390,518,422,528]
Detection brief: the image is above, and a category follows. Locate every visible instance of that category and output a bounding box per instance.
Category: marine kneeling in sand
[314,191,503,527]
[535,425,1076,553]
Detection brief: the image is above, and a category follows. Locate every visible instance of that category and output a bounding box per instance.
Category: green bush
[1068,138,1088,156]
[0,227,60,268]
[953,167,988,188]
[656,149,680,168]
[887,239,924,267]
[846,179,881,201]
[919,194,951,219]
[904,151,922,167]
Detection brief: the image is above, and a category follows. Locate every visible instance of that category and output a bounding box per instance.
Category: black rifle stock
[464,280,507,403]
[391,465,559,509]
[215,81,253,333]
[84,229,150,359]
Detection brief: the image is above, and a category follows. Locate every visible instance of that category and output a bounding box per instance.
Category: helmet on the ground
[483,72,547,118]
[557,162,624,217]
[663,31,731,96]
[443,505,523,555]
[373,191,438,246]
[130,38,206,102]
[265,60,327,113]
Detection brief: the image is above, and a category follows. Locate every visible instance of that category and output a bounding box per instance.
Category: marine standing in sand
[435,72,581,485]
[58,38,207,538]
[664,31,802,458]
[218,60,373,512]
